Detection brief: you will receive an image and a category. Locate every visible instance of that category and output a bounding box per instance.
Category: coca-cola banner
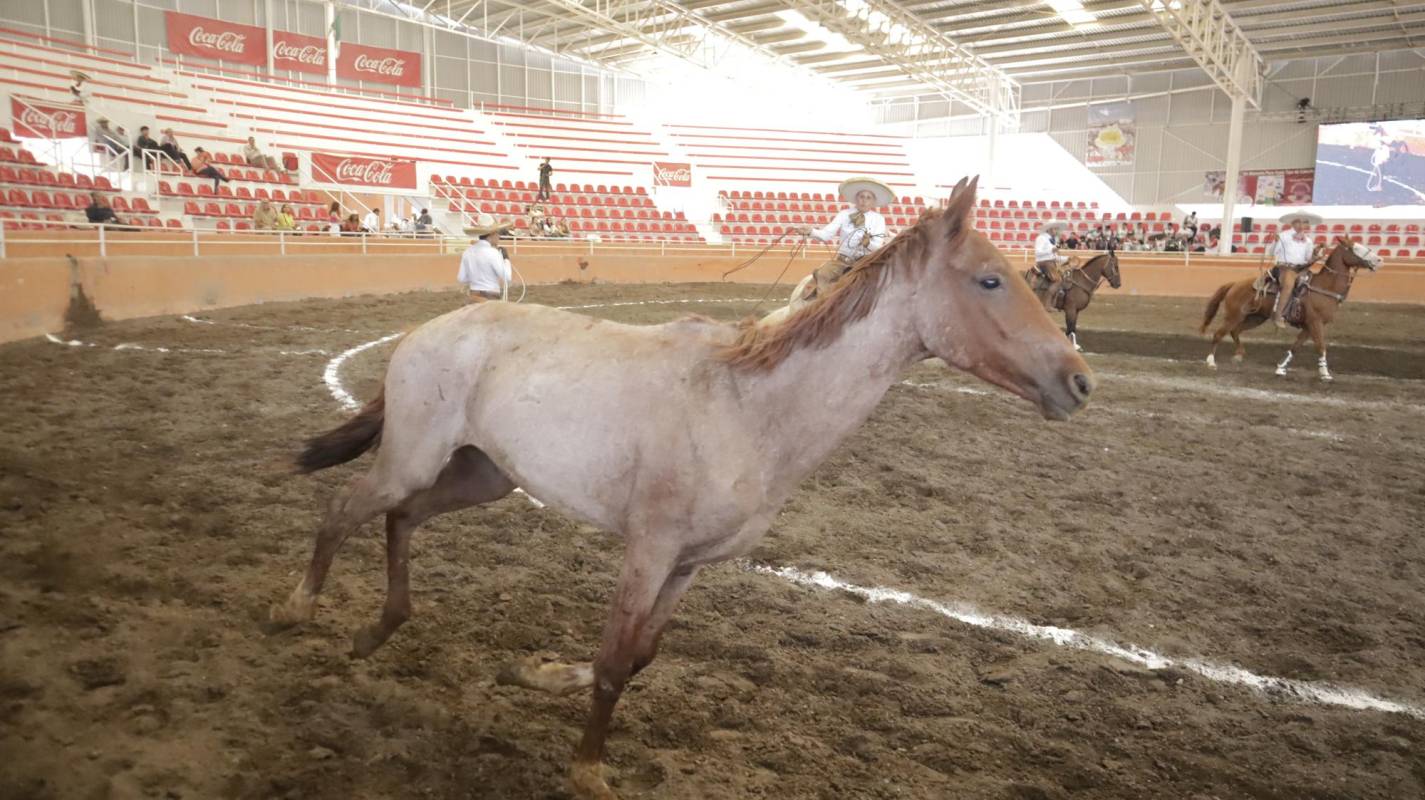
[10,97,86,139]
[652,161,692,187]
[311,152,417,190]
[336,42,422,88]
[272,30,327,75]
[164,11,265,66]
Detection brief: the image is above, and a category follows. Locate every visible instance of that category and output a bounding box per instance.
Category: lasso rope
[719,228,813,315]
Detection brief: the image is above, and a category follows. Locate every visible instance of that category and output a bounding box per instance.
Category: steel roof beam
[1137,0,1263,106]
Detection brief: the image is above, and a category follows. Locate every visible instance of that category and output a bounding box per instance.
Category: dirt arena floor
[3,281,1424,800]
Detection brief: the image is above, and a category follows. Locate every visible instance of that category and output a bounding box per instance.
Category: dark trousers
[161,144,193,172]
[196,165,228,189]
[538,179,551,200]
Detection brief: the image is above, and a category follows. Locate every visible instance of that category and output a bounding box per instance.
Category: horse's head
[1104,250,1122,289]
[912,177,1093,420]
[1336,236,1383,271]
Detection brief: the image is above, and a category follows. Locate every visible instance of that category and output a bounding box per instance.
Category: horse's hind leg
[1230,330,1245,363]
[1277,328,1309,377]
[352,446,516,658]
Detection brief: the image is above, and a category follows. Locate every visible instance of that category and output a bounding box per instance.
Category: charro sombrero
[837,177,895,206]
[1279,211,1323,226]
[468,211,513,236]
[69,70,90,82]
[1041,219,1070,233]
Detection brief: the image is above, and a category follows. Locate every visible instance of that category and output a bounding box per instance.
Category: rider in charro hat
[1268,211,1324,328]
[793,176,894,300]
[1033,220,1070,288]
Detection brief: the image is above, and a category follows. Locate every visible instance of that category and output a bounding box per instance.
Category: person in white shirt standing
[794,176,894,301]
[1268,211,1323,328]
[457,213,514,302]
[361,207,382,234]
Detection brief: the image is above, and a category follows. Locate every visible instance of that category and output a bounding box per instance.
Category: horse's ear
[943,175,978,239]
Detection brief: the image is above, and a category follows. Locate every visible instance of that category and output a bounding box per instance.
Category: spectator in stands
[69,70,90,105]
[1062,229,1080,250]
[327,201,343,235]
[253,200,278,230]
[794,176,892,299]
[537,158,553,201]
[341,214,361,234]
[160,129,193,172]
[1183,211,1198,232]
[243,136,282,172]
[361,206,382,234]
[190,147,230,191]
[415,208,433,235]
[133,126,161,170]
[84,192,132,229]
[525,203,548,236]
[552,217,570,238]
[458,213,514,302]
[275,204,296,231]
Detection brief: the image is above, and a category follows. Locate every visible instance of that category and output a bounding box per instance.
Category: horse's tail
[295,389,385,474]
[1200,283,1231,334]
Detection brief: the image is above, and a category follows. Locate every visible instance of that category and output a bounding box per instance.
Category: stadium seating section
[1,25,1422,256]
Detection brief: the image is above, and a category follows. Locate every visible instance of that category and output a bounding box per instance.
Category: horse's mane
[718,206,952,371]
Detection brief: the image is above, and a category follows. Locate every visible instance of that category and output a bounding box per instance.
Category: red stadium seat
[216,220,231,231]
[217,185,234,198]
[6,188,29,206]
[204,202,222,217]
[94,176,112,191]
[236,186,252,199]
[167,218,182,229]
[184,200,202,216]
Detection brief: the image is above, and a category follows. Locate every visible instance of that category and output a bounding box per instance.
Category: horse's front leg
[1308,317,1332,381]
[1277,328,1309,377]
[1064,304,1082,352]
[569,549,691,800]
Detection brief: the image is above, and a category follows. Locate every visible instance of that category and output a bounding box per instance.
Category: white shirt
[1271,232,1314,266]
[457,239,511,295]
[1034,232,1067,265]
[810,207,887,260]
[361,211,380,232]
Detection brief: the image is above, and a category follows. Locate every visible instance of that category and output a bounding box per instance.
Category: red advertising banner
[652,161,692,187]
[272,30,327,75]
[10,97,86,139]
[336,42,422,88]
[165,11,265,66]
[311,152,417,190]
[1204,168,1316,206]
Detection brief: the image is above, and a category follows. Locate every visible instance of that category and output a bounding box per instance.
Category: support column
[265,0,275,77]
[985,114,999,192]
[81,0,97,49]
[325,0,338,85]
[1218,93,1245,256]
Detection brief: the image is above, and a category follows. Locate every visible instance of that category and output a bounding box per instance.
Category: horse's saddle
[1050,269,1079,311]
[1252,271,1280,295]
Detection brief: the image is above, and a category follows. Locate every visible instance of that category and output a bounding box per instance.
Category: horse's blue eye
[979,277,1002,290]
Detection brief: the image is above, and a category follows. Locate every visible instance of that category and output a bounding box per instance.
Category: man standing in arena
[538,157,553,201]
[793,176,893,300]
[457,213,514,302]
[1268,211,1323,328]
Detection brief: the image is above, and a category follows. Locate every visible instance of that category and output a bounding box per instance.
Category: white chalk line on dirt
[1100,371,1424,414]
[182,314,370,335]
[45,333,329,357]
[899,380,1348,441]
[754,564,1425,721]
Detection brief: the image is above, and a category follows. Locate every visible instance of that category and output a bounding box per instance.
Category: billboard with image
[1313,119,1425,205]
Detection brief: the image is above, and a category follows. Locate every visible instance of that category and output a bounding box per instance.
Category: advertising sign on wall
[1204,169,1315,205]
[311,152,418,190]
[651,161,692,187]
[1086,102,1135,168]
[165,11,266,66]
[336,42,422,88]
[272,31,328,75]
[10,97,86,139]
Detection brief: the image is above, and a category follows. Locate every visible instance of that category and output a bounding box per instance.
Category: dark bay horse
[270,178,1093,800]
[1200,237,1381,379]
[1023,249,1122,351]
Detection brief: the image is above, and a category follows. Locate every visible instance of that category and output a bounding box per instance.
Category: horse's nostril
[1072,373,1093,398]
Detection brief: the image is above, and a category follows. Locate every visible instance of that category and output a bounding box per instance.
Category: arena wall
[5,243,1424,344]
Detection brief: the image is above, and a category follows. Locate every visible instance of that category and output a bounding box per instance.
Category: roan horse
[1200,237,1382,380]
[270,177,1093,800]
[1022,249,1122,351]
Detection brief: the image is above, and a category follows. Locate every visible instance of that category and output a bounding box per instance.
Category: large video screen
[1313,119,1425,205]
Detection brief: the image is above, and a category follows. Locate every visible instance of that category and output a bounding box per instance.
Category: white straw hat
[837,176,896,206]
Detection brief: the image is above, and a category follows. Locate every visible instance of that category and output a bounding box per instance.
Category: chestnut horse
[269,178,1093,800]
[1022,250,1122,351]
[1200,238,1381,380]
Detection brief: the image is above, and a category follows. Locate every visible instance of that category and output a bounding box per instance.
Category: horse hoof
[1231,355,1244,364]
[1274,369,1288,377]
[1320,374,1333,382]
[350,626,387,659]
[266,598,315,631]
[1205,355,1216,369]
[570,762,619,800]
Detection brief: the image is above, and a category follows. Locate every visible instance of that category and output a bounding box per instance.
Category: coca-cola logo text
[188,26,248,55]
[274,42,325,65]
[353,54,406,77]
[20,107,80,135]
[655,166,691,183]
[332,159,397,185]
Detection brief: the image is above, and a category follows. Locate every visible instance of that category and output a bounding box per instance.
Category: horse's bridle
[1064,252,1117,296]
